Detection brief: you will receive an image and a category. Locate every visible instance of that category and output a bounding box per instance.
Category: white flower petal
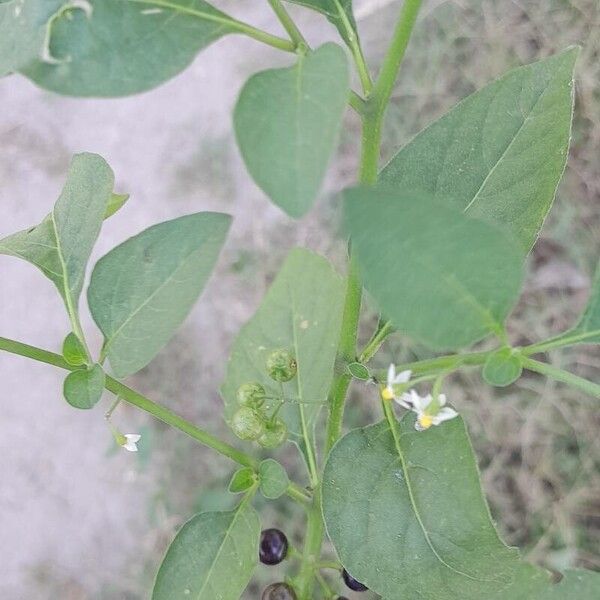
[438,393,447,407]
[394,394,412,409]
[119,433,141,452]
[387,364,396,385]
[412,393,432,413]
[432,407,458,425]
[400,390,418,408]
[393,369,412,384]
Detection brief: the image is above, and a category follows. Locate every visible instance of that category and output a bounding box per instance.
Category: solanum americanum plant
[1,0,599,598]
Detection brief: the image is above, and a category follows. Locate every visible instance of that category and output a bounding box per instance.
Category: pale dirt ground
[1,1,599,599]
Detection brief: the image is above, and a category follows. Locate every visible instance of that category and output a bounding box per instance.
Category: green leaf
[62,332,88,366]
[322,416,600,600]
[0,153,114,327]
[285,0,357,48]
[221,249,345,465]
[259,459,289,500]
[0,0,62,76]
[234,43,349,218]
[63,364,105,409]
[88,212,231,379]
[104,192,130,219]
[380,48,578,252]
[228,467,257,494]
[344,187,524,350]
[322,417,522,599]
[483,348,523,387]
[152,501,260,600]
[346,361,370,381]
[21,0,238,97]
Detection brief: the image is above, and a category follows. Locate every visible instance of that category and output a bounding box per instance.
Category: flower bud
[266,349,297,382]
[62,332,88,366]
[231,406,265,441]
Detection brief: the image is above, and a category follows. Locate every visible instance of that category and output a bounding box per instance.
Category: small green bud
[236,382,266,407]
[266,349,297,382]
[231,406,265,441]
[228,467,257,493]
[258,418,288,449]
[62,332,87,366]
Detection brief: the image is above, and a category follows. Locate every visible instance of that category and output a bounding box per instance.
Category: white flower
[402,391,458,431]
[381,364,412,401]
[396,388,421,409]
[120,433,141,452]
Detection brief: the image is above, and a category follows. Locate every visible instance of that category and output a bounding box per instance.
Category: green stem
[295,487,325,599]
[304,28,384,591]
[390,350,489,375]
[286,483,313,506]
[349,90,367,114]
[359,111,382,183]
[104,396,121,420]
[522,331,597,355]
[309,7,424,591]
[332,0,373,94]
[521,357,600,399]
[268,0,308,48]
[0,336,313,503]
[325,255,362,453]
[128,0,296,53]
[359,320,394,363]
[315,570,334,597]
[103,377,258,467]
[362,0,423,167]
[320,14,424,582]
[371,0,423,109]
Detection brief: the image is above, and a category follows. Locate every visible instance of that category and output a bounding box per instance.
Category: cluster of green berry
[231,349,297,449]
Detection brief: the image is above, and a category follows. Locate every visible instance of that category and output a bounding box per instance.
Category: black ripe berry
[342,568,368,592]
[261,582,297,600]
[259,528,289,565]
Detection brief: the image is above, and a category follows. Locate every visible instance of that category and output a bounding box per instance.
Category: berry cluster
[258,528,369,598]
[231,349,297,448]
[259,529,295,600]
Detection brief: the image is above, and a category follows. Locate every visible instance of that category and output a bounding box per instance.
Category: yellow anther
[418,414,434,430]
[381,387,394,401]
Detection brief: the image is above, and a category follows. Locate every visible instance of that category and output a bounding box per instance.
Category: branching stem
[268,0,308,48]
[0,336,310,504]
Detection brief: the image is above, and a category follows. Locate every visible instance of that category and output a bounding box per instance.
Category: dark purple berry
[342,568,368,592]
[337,597,350,600]
[261,582,297,600]
[259,529,289,565]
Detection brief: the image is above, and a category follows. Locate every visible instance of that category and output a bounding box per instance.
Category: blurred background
[0,0,599,598]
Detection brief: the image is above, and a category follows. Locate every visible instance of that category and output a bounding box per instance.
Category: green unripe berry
[231,406,265,441]
[258,419,288,449]
[266,349,297,382]
[236,382,266,407]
